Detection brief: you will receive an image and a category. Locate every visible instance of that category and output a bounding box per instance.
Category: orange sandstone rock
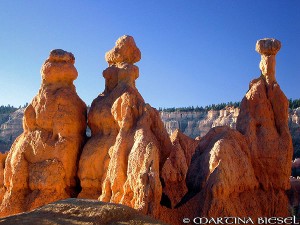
[161,129,199,208]
[0,153,7,202]
[105,35,141,65]
[256,38,281,85]
[238,39,292,191]
[78,37,292,225]
[78,35,172,217]
[0,37,292,225]
[0,49,87,217]
[177,38,292,222]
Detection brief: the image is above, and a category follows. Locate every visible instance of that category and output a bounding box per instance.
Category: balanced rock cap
[41,49,77,84]
[255,38,281,55]
[49,49,75,64]
[105,35,141,65]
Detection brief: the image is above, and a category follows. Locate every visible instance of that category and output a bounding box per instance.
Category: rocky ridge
[0,108,24,152]
[161,107,300,158]
[161,107,239,138]
[0,198,167,225]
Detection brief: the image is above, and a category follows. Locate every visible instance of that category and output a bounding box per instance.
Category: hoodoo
[237,38,292,191]
[0,37,293,225]
[78,35,173,217]
[176,38,293,224]
[0,49,87,216]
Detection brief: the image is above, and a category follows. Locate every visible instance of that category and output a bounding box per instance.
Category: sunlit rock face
[78,35,173,217]
[237,38,292,191]
[0,49,87,217]
[78,37,293,225]
[161,38,292,224]
[0,37,293,225]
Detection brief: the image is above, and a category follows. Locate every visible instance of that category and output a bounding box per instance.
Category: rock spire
[78,35,172,217]
[255,38,281,84]
[0,49,87,217]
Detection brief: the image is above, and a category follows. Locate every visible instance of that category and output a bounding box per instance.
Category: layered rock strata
[0,49,87,216]
[78,35,173,217]
[0,108,24,153]
[161,107,239,138]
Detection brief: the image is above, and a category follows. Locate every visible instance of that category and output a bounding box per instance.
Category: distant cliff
[2,106,295,220]
[0,107,24,152]
[290,108,300,158]
[1,106,300,157]
[160,106,300,158]
[160,106,239,138]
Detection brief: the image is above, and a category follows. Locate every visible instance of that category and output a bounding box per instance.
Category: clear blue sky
[0,1,299,108]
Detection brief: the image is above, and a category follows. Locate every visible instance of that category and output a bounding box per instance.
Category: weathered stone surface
[0,153,7,202]
[0,49,87,217]
[41,49,77,85]
[255,38,281,56]
[0,37,294,225]
[180,38,292,221]
[3,106,300,163]
[237,79,292,191]
[256,38,281,84]
[0,198,168,225]
[287,177,300,213]
[184,127,262,217]
[105,35,141,65]
[78,36,172,218]
[161,129,199,208]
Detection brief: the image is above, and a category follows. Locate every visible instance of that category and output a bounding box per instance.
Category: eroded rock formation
[0,49,87,216]
[78,35,173,217]
[237,38,292,190]
[176,38,293,222]
[0,153,7,202]
[3,105,300,159]
[161,130,199,208]
[0,37,293,225]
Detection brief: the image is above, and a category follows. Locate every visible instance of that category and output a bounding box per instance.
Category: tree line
[0,103,28,115]
[289,99,300,110]
[159,99,300,113]
[0,99,299,114]
[0,105,17,114]
[159,102,240,112]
